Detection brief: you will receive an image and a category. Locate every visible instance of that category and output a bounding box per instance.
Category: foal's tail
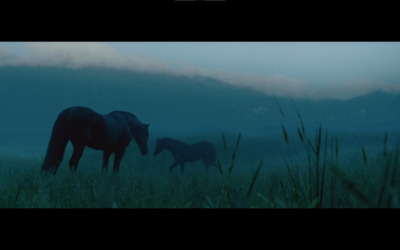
[41,110,70,174]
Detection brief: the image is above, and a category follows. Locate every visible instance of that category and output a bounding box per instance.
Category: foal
[153,137,216,173]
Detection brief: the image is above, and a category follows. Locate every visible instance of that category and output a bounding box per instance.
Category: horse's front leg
[69,144,85,172]
[113,149,126,173]
[102,151,112,172]
[202,158,210,170]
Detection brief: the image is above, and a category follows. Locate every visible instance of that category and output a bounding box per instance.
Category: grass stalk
[330,136,339,208]
[14,185,23,206]
[217,159,224,177]
[274,96,285,118]
[332,166,371,207]
[247,160,263,198]
[361,146,367,167]
[378,132,391,207]
[228,133,241,173]
[281,123,289,144]
[319,130,328,208]
[222,133,228,155]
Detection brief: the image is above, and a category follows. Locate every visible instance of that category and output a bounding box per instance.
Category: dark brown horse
[153,137,216,173]
[41,106,149,174]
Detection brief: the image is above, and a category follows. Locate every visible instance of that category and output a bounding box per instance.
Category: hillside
[0,66,399,147]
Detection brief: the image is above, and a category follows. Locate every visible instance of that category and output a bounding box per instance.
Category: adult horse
[153,137,216,173]
[41,106,149,174]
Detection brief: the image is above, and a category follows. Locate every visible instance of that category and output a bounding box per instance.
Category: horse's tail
[41,110,70,174]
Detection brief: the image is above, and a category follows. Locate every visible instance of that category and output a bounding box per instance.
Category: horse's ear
[146,123,150,128]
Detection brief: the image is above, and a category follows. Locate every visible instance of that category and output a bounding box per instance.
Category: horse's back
[195,141,217,159]
[63,106,96,115]
[60,106,99,125]
[197,141,216,151]
[65,106,100,129]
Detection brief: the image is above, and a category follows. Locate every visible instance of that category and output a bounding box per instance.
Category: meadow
[1,127,399,208]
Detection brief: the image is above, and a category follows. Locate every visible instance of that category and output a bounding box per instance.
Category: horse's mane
[110,111,142,126]
[111,111,138,119]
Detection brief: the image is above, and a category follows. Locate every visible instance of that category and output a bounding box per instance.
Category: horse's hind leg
[69,145,85,172]
[102,151,112,172]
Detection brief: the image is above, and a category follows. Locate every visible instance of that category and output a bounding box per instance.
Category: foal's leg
[180,163,185,174]
[169,161,179,172]
[102,151,112,172]
[69,145,85,172]
[113,149,126,173]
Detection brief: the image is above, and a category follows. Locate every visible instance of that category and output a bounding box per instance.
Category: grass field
[1,127,400,208]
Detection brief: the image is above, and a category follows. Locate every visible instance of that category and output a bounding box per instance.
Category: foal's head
[153,138,170,156]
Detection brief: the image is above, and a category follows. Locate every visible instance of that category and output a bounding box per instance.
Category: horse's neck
[117,112,141,132]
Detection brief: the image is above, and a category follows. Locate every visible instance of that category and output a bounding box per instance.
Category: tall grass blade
[383,131,388,157]
[342,179,370,207]
[285,158,298,191]
[274,96,285,117]
[205,195,215,208]
[387,147,400,208]
[379,143,391,207]
[332,167,371,207]
[298,113,306,135]
[307,153,313,200]
[247,160,263,198]
[297,127,304,143]
[14,185,22,205]
[361,146,367,167]
[228,162,235,174]
[390,147,400,188]
[314,126,322,200]
[281,123,289,144]
[217,159,224,177]
[233,133,241,158]
[257,193,276,208]
[319,130,328,208]
[335,136,339,162]
[292,99,306,135]
[228,133,241,173]
[183,201,192,208]
[316,125,322,156]
[222,133,228,155]
[307,139,316,155]
[308,197,321,208]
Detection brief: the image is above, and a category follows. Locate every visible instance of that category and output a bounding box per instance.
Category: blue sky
[1,42,400,100]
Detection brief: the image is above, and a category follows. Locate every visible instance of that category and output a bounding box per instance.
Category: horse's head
[134,123,149,155]
[153,138,163,156]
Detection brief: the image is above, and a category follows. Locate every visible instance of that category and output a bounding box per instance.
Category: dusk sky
[1,42,399,100]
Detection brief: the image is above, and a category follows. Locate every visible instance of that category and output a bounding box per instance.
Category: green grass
[1,129,400,208]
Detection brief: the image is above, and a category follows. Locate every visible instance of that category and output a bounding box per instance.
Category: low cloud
[0,45,16,65]
[6,42,173,74]
[199,70,400,100]
[1,42,400,100]
[176,65,312,98]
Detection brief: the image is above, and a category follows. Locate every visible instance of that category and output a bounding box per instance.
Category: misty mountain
[0,66,399,146]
